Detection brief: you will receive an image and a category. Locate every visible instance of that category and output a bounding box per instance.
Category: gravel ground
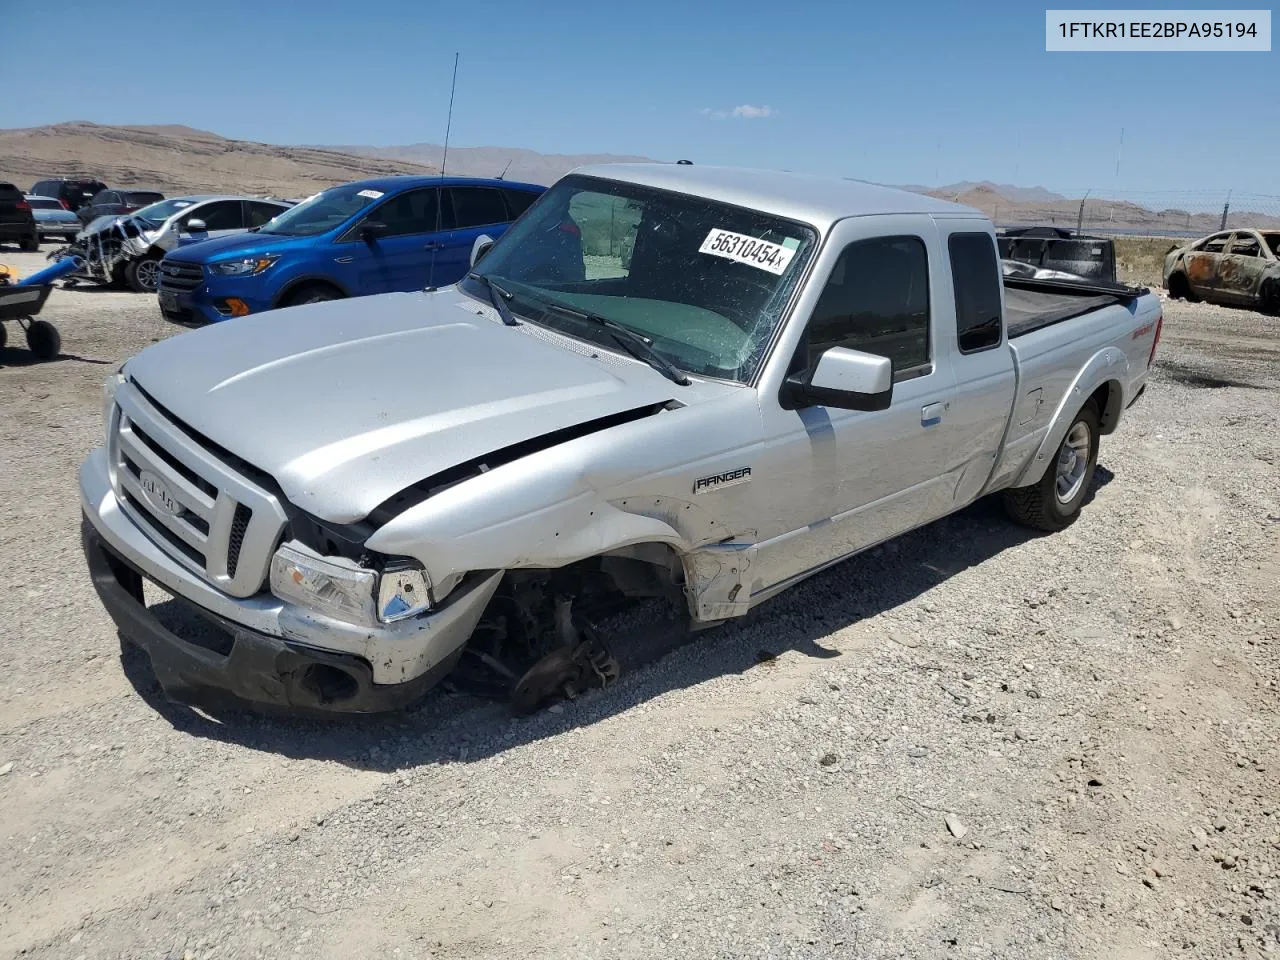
[1,247,1278,960]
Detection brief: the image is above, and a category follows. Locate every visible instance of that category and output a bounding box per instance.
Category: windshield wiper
[527,296,690,386]
[467,272,519,326]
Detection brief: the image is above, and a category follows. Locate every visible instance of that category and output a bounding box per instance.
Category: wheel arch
[1011,351,1126,489]
[272,275,350,307]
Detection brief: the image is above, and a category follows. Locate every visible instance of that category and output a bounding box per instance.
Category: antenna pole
[440,52,459,178]
[428,52,459,290]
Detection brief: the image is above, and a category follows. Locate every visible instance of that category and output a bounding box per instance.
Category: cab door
[751,215,960,592]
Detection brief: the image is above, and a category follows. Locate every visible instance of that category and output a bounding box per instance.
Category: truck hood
[124,291,689,523]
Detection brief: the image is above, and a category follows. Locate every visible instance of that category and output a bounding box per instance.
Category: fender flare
[1010,346,1128,489]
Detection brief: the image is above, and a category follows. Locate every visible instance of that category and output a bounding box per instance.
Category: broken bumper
[79,448,502,712]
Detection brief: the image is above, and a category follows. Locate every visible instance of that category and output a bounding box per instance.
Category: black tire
[1003,403,1100,533]
[283,283,343,307]
[25,319,61,361]
[20,234,38,252]
[125,256,161,293]
[0,322,7,353]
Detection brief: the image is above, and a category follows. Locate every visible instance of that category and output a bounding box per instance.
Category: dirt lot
[1,247,1277,960]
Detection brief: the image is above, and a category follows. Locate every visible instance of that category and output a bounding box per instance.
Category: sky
[1,0,1276,198]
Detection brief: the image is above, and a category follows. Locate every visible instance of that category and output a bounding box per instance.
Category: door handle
[921,402,947,427]
[424,241,443,250]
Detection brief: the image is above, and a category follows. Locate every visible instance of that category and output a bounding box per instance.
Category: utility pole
[1219,190,1231,231]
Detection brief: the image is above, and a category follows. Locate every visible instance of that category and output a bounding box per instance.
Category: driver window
[185,201,243,231]
[1227,234,1260,257]
[801,236,932,380]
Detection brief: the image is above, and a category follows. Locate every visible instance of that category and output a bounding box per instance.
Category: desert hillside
[0,122,437,198]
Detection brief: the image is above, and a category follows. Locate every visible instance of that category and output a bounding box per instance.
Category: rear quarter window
[948,233,1003,353]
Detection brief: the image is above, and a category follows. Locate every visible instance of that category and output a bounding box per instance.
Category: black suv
[0,183,38,251]
[77,189,166,225]
[29,178,109,213]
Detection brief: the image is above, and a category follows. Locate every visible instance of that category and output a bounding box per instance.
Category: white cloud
[700,104,776,120]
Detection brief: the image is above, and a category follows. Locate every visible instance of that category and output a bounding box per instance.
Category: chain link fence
[975,190,1280,239]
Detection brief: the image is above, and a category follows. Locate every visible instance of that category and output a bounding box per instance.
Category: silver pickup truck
[80,164,1162,714]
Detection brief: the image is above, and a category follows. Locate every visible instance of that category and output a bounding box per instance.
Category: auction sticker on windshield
[699,229,797,275]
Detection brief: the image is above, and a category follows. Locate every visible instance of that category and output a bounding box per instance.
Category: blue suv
[156,175,544,323]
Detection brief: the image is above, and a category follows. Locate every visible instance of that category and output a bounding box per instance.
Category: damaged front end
[51,215,155,285]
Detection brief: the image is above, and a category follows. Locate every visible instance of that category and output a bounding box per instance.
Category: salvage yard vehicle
[1163,228,1280,313]
[77,188,166,226]
[80,164,1162,716]
[55,195,293,293]
[29,177,108,213]
[0,183,38,251]
[155,176,544,323]
[26,195,83,244]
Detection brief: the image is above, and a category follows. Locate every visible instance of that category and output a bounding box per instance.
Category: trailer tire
[1004,402,1100,533]
[25,320,61,361]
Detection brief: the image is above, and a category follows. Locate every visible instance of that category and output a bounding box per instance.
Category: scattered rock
[944,815,969,840]
[0,761,12,776]
[819,752,838,767]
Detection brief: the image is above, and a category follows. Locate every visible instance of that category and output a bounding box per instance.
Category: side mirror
[470,234,495,267]
[360,220,388,242]
[781,346,893,412]
[186,218,207,233]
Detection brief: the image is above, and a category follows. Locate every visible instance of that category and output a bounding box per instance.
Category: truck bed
[1003,276,1146,339]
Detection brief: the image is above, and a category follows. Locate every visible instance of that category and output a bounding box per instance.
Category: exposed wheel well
[276,278,346,307]
[1090,380,1122,435]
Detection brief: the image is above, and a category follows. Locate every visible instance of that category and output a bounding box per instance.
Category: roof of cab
[569,163,982,230]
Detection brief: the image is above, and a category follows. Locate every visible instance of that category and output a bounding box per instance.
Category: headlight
[211,255,279,277]
[269,542,437,626]
[270,542,378,625]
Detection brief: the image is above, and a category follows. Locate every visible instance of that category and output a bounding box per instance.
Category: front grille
[226,504,252,578]
[109,381,288,598]
[157,258,204,292]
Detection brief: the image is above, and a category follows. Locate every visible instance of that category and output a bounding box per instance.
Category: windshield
[260,184,381,236]
[133,198,198,223]
[464,174,817,383]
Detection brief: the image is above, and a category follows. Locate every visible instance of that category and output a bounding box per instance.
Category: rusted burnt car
[1163,229,1280,313]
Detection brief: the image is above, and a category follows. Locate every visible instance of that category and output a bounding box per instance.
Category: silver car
[25,195,81,244]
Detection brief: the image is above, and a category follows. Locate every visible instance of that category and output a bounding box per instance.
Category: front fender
[1010,347,1128,489]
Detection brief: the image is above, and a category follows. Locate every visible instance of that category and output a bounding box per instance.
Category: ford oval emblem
[138,470,182,516]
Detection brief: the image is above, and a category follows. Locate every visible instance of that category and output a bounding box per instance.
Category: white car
[64,195,293,292]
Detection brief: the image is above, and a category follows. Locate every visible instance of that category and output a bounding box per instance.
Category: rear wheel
[1166,271,1194,302]
[125,256,161,293]
[0,322,7,352]
[283,283,342,307]
[1004,403,1100,532]
[25,319,61,361]
[19,234,38,252]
